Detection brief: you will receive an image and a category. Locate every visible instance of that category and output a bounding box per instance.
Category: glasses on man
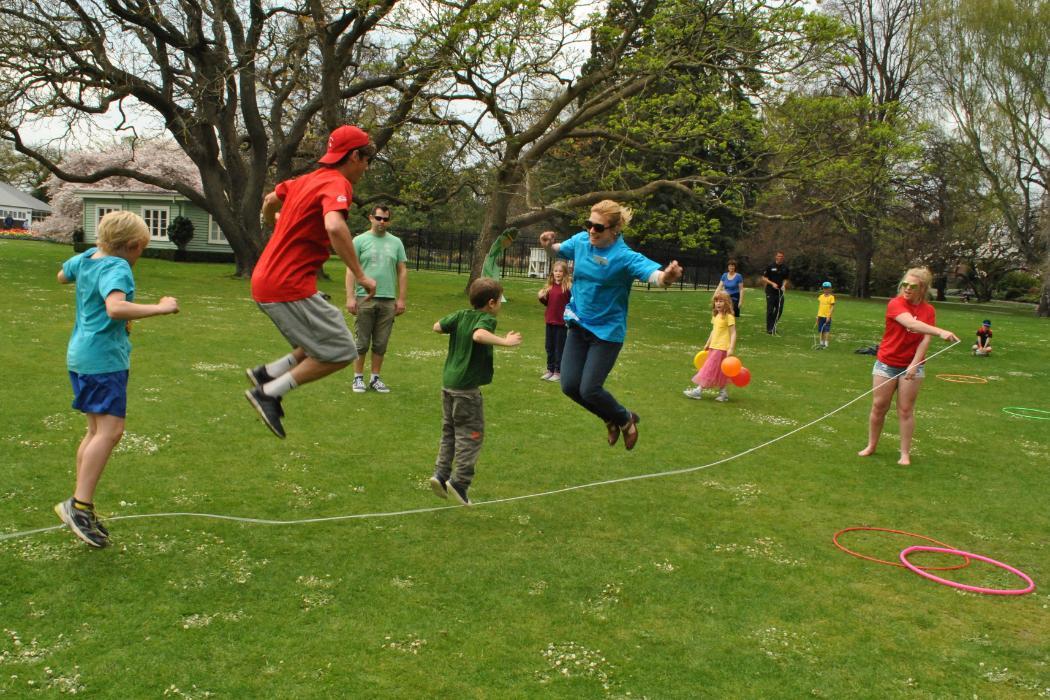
[899,282,920,290]
[584,220,608,233]
[372,215,390,222]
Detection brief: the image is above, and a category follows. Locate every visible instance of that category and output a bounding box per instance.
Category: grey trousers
[435,387,484,487]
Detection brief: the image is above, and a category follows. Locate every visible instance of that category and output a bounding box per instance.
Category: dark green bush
[167,216,194,250]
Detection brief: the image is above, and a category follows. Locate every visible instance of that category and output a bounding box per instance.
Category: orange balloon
[721,356,742,377]
[730,367,751,387]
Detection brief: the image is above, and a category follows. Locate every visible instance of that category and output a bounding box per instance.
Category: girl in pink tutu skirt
[684,291,737,402]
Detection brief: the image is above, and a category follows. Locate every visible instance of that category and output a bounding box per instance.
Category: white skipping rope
[0,342,960,544]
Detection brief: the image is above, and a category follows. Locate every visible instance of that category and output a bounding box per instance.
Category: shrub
[167,216,194,250]
[996,271,1041,302]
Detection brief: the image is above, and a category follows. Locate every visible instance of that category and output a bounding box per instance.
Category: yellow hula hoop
[936,374,988,384]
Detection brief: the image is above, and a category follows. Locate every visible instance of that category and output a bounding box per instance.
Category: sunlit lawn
[2,239,1048,697]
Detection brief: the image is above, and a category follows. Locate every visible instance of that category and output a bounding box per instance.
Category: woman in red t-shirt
[858,268,959,466]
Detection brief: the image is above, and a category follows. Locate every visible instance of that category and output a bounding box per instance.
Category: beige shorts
[354,297,397,356]
[257,293,358,363]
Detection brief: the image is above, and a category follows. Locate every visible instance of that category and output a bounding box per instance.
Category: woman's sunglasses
[899,282,920,290]
[584,220,609,233]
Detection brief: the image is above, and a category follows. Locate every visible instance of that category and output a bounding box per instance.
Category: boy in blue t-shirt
[429,277,521,505]
[55,211,179,547]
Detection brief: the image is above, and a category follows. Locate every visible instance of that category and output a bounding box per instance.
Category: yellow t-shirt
[817,293,835,318]
[710,312,736,351]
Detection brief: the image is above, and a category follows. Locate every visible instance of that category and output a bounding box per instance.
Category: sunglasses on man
[584,220,609,233]
[371,215,390,222]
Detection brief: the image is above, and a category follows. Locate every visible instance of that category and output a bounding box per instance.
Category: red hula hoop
[833,527,971,571]
[900,546,1035,596]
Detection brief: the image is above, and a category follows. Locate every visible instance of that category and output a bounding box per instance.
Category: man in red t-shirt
[244,125,378,438]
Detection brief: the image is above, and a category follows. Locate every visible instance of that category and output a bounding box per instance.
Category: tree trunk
[467,174,517,292]
[852,230,875,298]
[1038,277,1050,317]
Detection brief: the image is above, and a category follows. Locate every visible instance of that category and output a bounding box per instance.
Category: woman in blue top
[715,259,744,317]
[539,200,682,450]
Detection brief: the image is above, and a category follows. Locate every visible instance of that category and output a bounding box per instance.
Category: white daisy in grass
[528,580,548,596]
[163,683,215,698]
[181,611,247,629]
[382,635,427,654]
[537,641,615,691]
[739,409,798,427]
[702,480,762,505]
[711,537,806,567]
[190,362,239,373]
[583,582,623,620]
[114,432,170,456]
[298,575,338,611]
[44,666,85,694]
[653,560,676,573]
[748,626,817,662]
[391,575,414,589]
[41,413,71,431]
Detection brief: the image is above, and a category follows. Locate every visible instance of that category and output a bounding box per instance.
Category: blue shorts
[817,317,832,332]
[872,360,924,380]
[70,370,129,417]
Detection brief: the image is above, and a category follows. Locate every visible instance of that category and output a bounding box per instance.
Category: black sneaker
[429,473,448,500]
[447,480,471,506]
[245,387,286,438]
[54,498,108,548]
[90,510,110,538]
[245,365,274,388]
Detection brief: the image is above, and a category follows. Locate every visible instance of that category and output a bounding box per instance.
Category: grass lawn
[1,239,1048,698]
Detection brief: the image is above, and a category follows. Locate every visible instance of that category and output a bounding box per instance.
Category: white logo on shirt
[592,255,609,266]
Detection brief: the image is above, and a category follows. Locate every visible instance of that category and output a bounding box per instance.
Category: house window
[142,207,169,241]
[208,216,227,244]
[96,206,121,231]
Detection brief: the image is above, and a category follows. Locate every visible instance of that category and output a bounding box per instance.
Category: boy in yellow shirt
[816,282,835,349]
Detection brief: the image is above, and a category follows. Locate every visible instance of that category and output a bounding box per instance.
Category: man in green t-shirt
[429,277,522,505]
[345,205,408,393]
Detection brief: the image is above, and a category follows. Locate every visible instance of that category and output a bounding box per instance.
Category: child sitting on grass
[973,320,992,356]
[684,291,737,402]
[55,211,179,547]
[430,277,521,505]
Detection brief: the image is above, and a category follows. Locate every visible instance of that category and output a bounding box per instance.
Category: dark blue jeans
[559,325,628,425]
[544,323,567,372]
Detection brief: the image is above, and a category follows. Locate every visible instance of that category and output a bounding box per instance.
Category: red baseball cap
[318,126,371,164]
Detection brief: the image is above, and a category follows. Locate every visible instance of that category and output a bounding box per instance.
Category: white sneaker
[715,391,729,402]
[369,377,391,393]
[540,371,553,381]
[352,376,366,393]
[547,373,561,382]
[683,387,703,400]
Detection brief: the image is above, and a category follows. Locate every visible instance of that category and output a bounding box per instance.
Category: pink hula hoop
[899,546,1035,596]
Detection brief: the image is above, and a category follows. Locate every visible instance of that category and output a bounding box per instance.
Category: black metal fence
[396,229,728,290]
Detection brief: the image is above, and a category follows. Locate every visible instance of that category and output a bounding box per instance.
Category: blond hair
[541,260,572,295]
[591,200,633,232]
[900,267,933,299]
[711,290,733,317]
[97,211,149,253]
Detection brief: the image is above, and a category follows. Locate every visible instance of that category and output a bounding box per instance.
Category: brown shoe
[605,421,620,446]
[622,412,640,451]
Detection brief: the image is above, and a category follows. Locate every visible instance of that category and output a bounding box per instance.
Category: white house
[0,182,52,228]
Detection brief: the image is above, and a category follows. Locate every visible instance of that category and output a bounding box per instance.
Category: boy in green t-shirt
[429,277,522,505]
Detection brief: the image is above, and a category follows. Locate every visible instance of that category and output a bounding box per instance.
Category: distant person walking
[857,267,959,466]
[346,204,408,394]
[715,259,744,317]
[761,251,790,334]
[244,125,377,438]
[539,200,682,450]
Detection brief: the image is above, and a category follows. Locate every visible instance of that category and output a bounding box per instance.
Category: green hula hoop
[1002,407,1050,421]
